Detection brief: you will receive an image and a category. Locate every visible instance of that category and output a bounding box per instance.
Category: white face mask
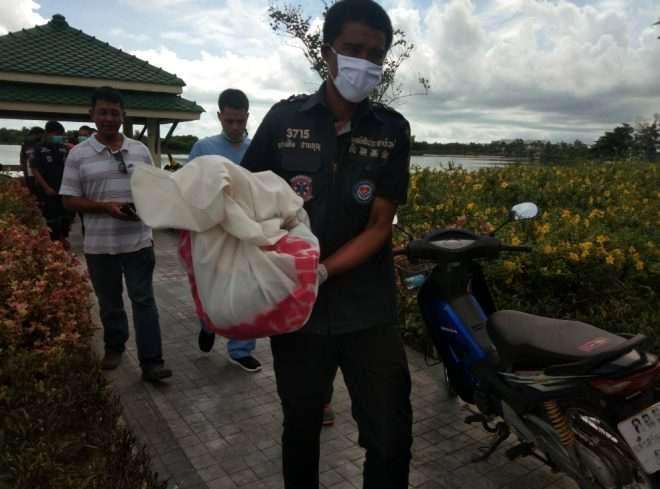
[328,46,383,103]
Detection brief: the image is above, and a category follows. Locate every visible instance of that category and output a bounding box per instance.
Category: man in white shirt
[61,85,172,382]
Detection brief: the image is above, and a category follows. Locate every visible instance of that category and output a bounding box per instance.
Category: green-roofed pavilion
[0,13,204,164]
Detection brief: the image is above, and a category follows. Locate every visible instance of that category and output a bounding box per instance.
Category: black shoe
[101,350,123,370]
[198,328,215,352]
[229,355,262,372]
[141,365,173,382]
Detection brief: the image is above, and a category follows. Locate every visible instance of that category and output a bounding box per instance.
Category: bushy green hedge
[396,161,659,355]
[0,179,165,489]
[0,348,165,489]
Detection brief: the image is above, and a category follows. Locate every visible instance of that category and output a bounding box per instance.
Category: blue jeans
[200,320,255,359]
[85,246,164,369]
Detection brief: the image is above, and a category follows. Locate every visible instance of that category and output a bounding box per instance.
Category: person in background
[240,1,413,487]
[20,126,44,195]
[187,88,262,373]
[67,125,95,147]
[77,125,95,143]
[68,125,97,235]
[60,86,172,382]
[30,120,75,248]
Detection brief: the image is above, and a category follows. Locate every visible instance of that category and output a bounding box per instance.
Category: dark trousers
[325,364,338,404]
[39,195,74,241]
[26,176,39,196]
[271,324,413,489]
[85,246,164,369]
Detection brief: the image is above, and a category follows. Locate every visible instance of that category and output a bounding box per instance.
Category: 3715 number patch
[286,128,310,139]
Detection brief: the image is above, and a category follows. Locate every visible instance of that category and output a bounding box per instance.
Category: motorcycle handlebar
[393,244,531,256]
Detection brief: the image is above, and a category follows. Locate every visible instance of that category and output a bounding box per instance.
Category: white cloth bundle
[131,156,320,339]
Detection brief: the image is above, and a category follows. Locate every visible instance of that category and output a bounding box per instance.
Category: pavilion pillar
[146,118,161,167]
[123,116,134,140]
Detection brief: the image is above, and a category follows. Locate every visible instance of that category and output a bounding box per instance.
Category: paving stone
[320,468,345,487]
[196,463,229,483]
[327,481,358,489]
[183,442,211,459]
[189,452,218,471]
[205,477,238,489]
[228,467,260,486]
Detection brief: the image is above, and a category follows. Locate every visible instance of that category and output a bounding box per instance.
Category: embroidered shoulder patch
[353,180,375,205]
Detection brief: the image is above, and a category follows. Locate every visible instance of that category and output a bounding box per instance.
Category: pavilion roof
[0,14,203,125]
[0,14,185,88]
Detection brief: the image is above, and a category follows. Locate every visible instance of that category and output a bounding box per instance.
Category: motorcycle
[394,202,660,488]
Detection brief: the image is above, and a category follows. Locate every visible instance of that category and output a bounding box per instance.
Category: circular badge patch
[353,180,375,205]
[290,175,314,202]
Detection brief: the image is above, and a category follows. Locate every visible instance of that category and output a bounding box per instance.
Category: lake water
[410,154,524,170]
[0,144,524,172]
[163,153,524,170]
[0,145,21,166]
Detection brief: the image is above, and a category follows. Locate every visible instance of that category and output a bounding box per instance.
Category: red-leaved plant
[0,179,95,351]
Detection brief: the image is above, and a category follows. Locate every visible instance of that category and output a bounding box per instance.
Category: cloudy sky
[1,0,659,144]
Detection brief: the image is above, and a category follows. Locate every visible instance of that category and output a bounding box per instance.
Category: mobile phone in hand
[120,203,138,218]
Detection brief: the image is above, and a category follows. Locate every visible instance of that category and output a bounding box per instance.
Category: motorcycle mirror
[392,214,414,240]
[490,202,539,236]
[510,202,538,221]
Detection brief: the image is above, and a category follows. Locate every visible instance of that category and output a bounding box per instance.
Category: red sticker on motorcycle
[577,336,610,352]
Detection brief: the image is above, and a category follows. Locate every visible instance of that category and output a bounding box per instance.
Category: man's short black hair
[28,126,44,136]
[323,0,393,51]
[45,120,65,133]
[218,89,249,112]
[79,125,95,133]
[91,86,125,109]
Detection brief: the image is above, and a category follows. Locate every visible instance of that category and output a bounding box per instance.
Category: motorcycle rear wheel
[564,405,660,489]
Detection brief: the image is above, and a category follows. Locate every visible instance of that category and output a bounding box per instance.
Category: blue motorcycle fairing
[422,294,489,399]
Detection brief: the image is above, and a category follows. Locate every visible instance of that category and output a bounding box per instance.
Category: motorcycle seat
[487,310,627,371]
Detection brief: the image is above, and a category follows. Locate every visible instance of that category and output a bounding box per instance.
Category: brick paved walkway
[71,223,576,489]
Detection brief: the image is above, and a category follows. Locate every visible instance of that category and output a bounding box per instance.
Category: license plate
[617,401,660,475]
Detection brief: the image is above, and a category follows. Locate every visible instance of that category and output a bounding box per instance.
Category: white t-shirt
[60,135,153,254]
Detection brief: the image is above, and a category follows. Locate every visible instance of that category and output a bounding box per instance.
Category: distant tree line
[411,138,590,163]
[0,127,199,153]
[129,131,200,153]
[590,118,658,161]
[411,115,659,163]
[159,134,198,153]
[0,127,30,145]
[2,115,657,163]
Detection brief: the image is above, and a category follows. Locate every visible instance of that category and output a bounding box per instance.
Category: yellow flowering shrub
[396,162,659,354]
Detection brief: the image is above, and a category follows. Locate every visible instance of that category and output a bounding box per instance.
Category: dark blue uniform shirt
[30,142,69,192]
[241,84,411,335]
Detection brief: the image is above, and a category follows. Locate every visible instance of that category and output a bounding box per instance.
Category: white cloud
[0,0,45,34]
[129,45,311,135]
[108,27,149,43]
[118,0,195,8]
[395,0,660,143]
[160,31,204,45]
